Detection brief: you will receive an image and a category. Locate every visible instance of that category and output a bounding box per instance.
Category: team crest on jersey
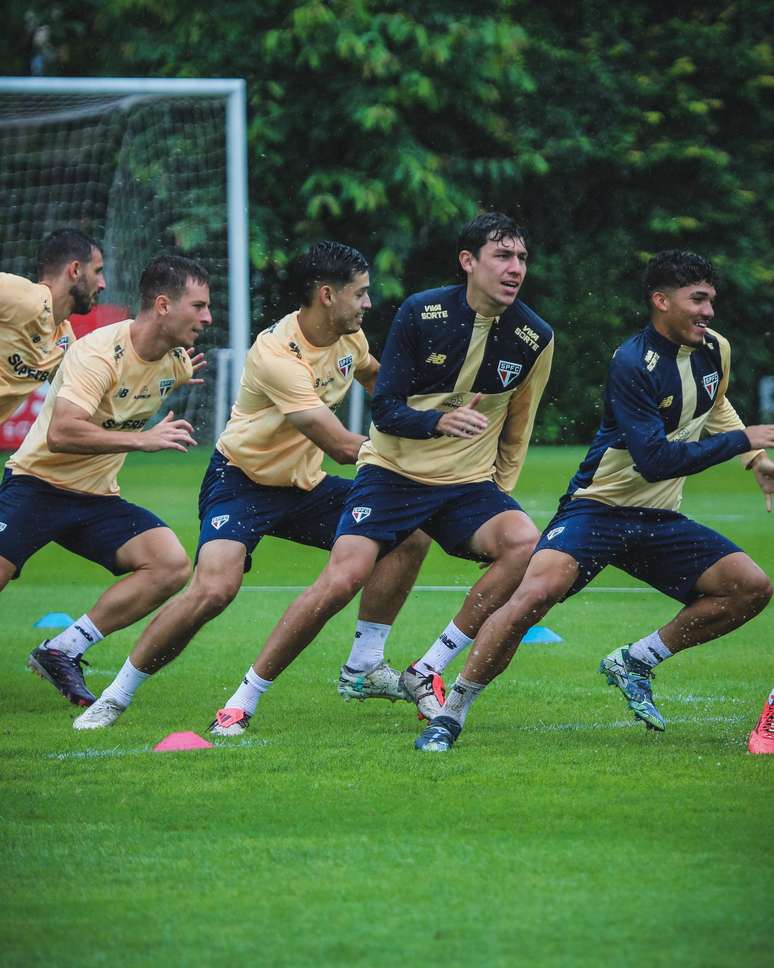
[56,335,71,351]
[546,526,565,541]
[702,372,719,399]
[352,506,371,524]
[497,360,522,388]
[211,514,230,530]
[337,354,353,378]
[159,378,175,398]
[0,522,6,533]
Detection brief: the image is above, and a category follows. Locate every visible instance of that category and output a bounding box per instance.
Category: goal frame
[0,76,250,406]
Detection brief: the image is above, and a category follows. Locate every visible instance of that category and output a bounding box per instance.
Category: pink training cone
[153,731,213,752]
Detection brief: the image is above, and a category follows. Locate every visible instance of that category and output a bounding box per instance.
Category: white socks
[100,658,149,709]
[414,621,473,677]
[226,667,273,716]
[44,614,103,658]
[344,620,392,672]
[440,674,485,728]
[629,631,672,668]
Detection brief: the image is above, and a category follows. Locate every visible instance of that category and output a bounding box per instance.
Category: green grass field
[1,447,771,967]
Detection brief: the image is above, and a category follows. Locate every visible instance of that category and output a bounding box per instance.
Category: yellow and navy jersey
[566,324,760,511]
[0,273,75,423]
[217,310,370,490]
[8,319,193,496]
[359,284,554,490]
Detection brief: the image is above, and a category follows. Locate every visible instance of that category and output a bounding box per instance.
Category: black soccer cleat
[27,645,95,707]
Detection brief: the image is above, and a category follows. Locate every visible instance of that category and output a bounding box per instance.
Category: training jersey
[8,319,192,496]
[0,273,75,423]
[216,310,371,490]
[359,284,554,490]
[565,324,760,511]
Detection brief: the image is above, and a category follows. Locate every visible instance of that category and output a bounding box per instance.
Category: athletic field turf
[1,447,771,967]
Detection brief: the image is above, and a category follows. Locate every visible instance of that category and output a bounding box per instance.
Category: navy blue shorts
[534,498,742,604]
[334,464,522,561]
[196,450,353,572]
[0,469,166,579]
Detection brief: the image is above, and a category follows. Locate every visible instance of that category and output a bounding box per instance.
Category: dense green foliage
[3,1,773,439]
[1,449,772,965]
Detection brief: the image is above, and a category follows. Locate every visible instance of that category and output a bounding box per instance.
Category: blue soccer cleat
[599,646,666,731]
[414,715,462,752]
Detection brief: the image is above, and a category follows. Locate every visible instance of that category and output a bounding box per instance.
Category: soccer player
[74,241,430,730]
[0,254,211,707]
[747,688,774,754]
[415,249,774,751]
[204,211,554,736]
[1,228,105,423]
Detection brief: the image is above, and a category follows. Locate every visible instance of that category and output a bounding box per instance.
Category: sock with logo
[43,614,103,658]
[344,620,392,672]
[100,657,149,709]
[414,621,473,677]
[440,674,486,728]
[628,631,672,668]
[225,667,273,716]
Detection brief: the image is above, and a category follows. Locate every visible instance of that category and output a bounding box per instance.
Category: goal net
[0,78,249,443]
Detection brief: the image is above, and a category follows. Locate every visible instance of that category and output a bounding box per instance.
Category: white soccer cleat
[399,665,446,721]
[72,696,127,730]
[337,662,409,702]
[208,706,251,736]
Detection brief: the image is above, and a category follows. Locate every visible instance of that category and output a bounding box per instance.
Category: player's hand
[436,393,488,438]
[751,454,774,512]
[744,425,774,450]
[186,348,207,386]
[140,411,197,453]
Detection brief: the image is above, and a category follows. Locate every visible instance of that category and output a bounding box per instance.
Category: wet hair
[456,212,527,260]
[291,241,369,307]
[36,228,100,276]
[643,250,718,307]
[139,254,210,310]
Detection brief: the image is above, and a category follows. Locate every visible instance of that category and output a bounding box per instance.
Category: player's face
[164,280,213,346]
[330,272,371,335]
[460,234,528,316]
[70,246,106,315]
[655,282,716,347]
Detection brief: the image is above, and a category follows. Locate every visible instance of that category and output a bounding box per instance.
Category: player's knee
[743,570,773,615]
[515,577,562,619]
[153,551,192,598]
[321,564,368,607]
[495,523,540,565]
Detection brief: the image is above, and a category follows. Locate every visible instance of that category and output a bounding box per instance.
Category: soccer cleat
[337,662,409,703]
[27,645,95,707]
[208,706,251,736]
[414,715,462,752]
[399,665,446,721]
[72,696,127,730]
[747,697,774,754]
[599,646,666,731]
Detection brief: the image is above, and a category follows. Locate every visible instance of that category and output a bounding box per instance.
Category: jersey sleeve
[608,354,750,482]
[252,346,323,415]
[494,338,554,492]
[56,340,116,416]
[370,300,444,439]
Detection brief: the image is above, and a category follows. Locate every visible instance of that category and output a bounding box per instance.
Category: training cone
[33,612,75,628]
[521,625,563,644]
[153,731,213,752]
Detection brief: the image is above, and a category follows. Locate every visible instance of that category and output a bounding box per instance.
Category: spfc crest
[702,372,719,399]
[497,360,522,388]
[159,378,175,398]
[546,526,565,541]
[211,514,230,530]
[352,506,371,524]
[337,354,353,378]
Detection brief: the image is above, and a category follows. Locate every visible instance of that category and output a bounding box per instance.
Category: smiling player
[415,249,774,751]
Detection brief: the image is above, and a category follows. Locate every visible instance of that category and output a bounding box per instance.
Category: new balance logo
[702,371,719,399]
[426,353,447,365]
[644,350,659,371]
[74,624,94,643]
[497,360,522,388]
[352,506,371,524]
[440,633,456,651]
[546,526,565,540]
[658,395,674,409]
[337,354,353,378]
[211,514,230,530]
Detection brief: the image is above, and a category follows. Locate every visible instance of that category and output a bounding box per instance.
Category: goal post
[0,76,249,440]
